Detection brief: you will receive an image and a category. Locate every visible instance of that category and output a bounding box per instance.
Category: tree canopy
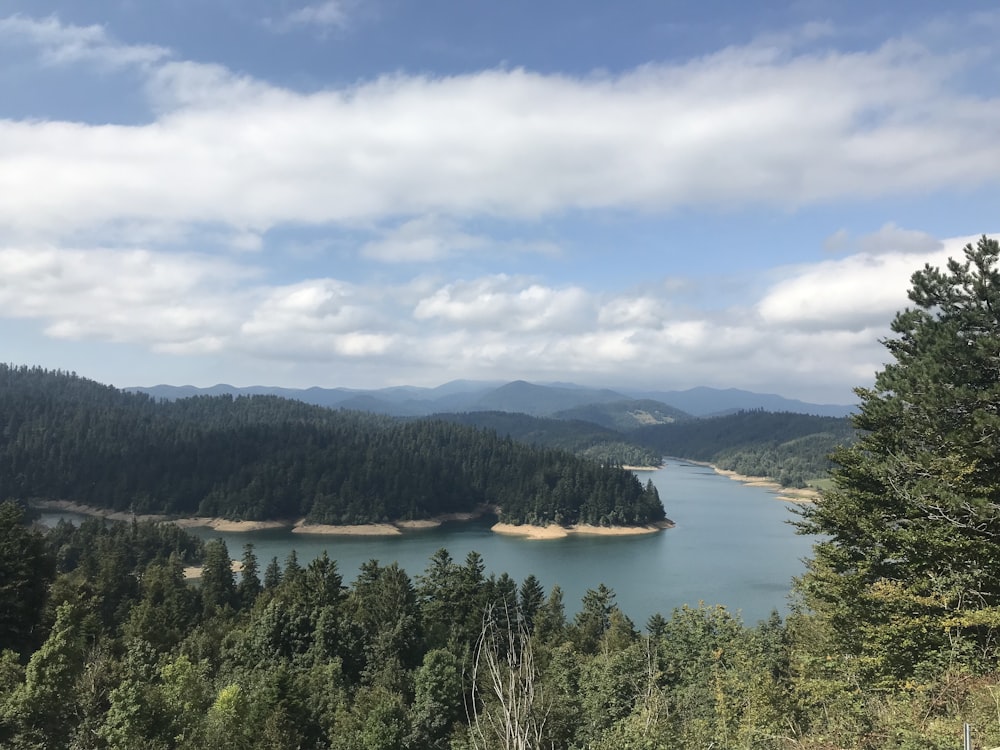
[0,366,663,527]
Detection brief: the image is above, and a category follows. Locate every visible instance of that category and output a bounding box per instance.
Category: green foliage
[0,366,663,526]
[408,649,464,749]
[200,538,236,615]
[432,409,664,467]
[635,409,856,486]
[2,602,85,750]
[554,398,691,431]
[797,236,1000,683]
[0,502,54,658]
[6,513,1000,748]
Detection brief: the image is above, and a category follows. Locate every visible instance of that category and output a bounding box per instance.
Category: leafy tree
[797,236,1000,681]
[2,602,85,750]
[408,648,464,749]
[124,557,198,650]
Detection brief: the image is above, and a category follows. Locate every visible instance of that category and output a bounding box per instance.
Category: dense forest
[0,366,663,528]
[632,410,857,487]
[429,410,664,467]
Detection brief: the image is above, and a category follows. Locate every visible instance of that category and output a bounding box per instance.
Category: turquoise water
[40,459,816,626]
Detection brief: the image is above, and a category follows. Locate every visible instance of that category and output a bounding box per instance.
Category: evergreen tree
[797,236,1000,680]
[263,556,283,590]
[2,603,85,750]
[237,543,262,608]
[200,538,235,615]
[0,502,54,657]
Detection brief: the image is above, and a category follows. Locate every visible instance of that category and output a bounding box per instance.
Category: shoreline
[491,519,674,540]
[31,501,503,537]
[673,459,819,504]
[31,499,678,537]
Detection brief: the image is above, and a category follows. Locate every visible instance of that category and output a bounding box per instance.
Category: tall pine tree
[797,236,1000,681]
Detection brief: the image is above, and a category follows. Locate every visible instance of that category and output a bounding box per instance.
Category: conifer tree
[797,236,1000,680]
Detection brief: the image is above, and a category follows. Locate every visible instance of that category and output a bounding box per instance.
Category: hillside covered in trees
[3,238,1000,747]
[632,410,856,487]
[429,410,664,467]
[0,366,663,528]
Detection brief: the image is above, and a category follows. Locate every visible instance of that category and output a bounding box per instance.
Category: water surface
[41,459,816,625]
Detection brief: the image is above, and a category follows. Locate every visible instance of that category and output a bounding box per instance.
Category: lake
[40,459,816,626]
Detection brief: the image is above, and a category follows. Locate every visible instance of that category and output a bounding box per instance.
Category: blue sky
[1,1,998,403]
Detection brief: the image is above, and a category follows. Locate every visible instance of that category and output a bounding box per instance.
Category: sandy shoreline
[674,460,819,504]
[174,518,290,532]
[32,500,678,537]
[183,559,245,580]
[292,520,402,536]
[31,500,499,537]
[491,520,674,540]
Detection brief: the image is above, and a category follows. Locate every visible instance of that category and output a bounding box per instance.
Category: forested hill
[632,410,856,487]
[428,410,663,467]
[0,365,664,527]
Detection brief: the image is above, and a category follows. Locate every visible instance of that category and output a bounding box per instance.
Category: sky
[1,1,998,403]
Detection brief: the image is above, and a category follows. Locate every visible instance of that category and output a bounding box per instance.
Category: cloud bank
[1,16,998,242]
[1,13,998,400]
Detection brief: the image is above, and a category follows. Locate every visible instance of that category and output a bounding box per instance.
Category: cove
[40,459,817,625]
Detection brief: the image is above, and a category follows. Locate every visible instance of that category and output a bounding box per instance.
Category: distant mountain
[135,383,360,408]
[624,386,856,418]
[554,399,692,431]
[469,380,629,416]
[131,381,856,420]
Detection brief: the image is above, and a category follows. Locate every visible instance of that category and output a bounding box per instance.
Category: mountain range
[130,379,856,420]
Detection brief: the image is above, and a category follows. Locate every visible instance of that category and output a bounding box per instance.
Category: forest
[0,366,663,528]
[429,410,664,468]
[632,410,856,487]
[3,236,1000,748]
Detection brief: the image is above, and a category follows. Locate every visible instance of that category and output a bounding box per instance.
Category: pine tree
[796,236,1000,680]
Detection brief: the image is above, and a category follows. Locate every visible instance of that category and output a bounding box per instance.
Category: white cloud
[279,1,351,31]
[0,246,252,352]
[2,20,999,241]
[361,216,487,263]
[0,14,168,69]
[0,234,993,400]
[360,216,559,263]
[756,234,988,331]
[413,275,594,332]
[824,223,943,256]
[239,278,397,359]
[858,223,942,255]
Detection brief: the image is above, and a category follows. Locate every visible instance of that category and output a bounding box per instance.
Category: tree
[518,575,545,634]
[237,543,262,608]
[0,502,54,657]
[797,236,1000,681]
[469,602,546,750]
[2,602,85,750]
[572,584,619,654]
[200,538,236,615]
[408,648,464,749]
